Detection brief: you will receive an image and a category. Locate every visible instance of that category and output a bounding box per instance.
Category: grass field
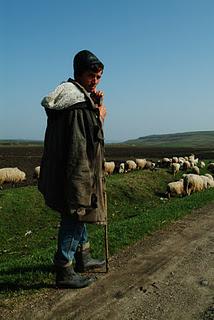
[1,166,214,300]
[123,130,214,148]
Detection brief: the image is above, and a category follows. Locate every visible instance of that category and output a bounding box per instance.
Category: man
[38,50,107,288]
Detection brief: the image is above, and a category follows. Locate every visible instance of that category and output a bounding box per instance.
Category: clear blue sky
[1,0,214,142]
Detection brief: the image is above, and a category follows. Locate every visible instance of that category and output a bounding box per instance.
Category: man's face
[77,69,103,93]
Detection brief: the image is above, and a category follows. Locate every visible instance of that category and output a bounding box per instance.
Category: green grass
[0,168,214,299]
[123,130,214,148]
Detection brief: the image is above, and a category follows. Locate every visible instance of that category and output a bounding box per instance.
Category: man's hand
[90,90,104,106]
[98,104,107,123]
[90,90,106,123]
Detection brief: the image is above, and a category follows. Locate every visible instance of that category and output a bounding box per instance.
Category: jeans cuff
[77,241,90,251]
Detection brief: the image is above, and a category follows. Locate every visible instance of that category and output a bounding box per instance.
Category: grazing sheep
[183,174,205,196]
[0,167,26,188]
[166,179,185,198]
[125,160,137,172]
[207,163,214,173]
[189,160,195,167]
[114,162,125,174]
[118,162,125,173]
[104,161,115,176]
[199,161,206,168]
[135,158,147,170]
[191,166,200,175]
[172,157,179,163]
[189,154,195,162]
[182,160,191,171]
[33,166,40,179]
[190,158,199,167]
[201,175,214,188]
[188,156,198,167]
[194,158,199,165]
[208,179,214,187]
[171,163,180,176]
[160,157,171,168]
[178,157,185,164]
[144,160,155,170]
[205,173,213,181]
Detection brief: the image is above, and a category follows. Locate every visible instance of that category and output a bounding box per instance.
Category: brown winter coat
[38,80,107,224]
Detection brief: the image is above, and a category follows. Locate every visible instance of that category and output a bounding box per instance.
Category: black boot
[56,265,94,288]
[74,243,105,273]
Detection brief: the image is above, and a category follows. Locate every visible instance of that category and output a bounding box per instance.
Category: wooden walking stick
[104,223,109,272]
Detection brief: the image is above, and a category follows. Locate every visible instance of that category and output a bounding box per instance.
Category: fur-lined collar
[41,80,95,110]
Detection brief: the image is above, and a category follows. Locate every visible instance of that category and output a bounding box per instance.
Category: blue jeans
[54,213,88,267]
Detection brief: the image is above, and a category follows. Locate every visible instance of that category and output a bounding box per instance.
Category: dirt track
[2,203,214,320]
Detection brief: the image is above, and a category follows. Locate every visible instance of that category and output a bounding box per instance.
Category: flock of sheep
[104,154,214,198]
[0,155,214,199]
[104,158,155,175]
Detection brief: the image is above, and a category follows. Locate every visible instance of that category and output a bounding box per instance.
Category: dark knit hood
[73,50,104,78]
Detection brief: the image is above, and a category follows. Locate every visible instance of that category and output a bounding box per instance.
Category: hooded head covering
[73,50,104,79]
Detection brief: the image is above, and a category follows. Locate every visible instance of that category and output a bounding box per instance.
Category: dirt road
[2,203,214,320]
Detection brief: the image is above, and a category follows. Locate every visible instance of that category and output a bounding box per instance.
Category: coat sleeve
[64,108,96,210]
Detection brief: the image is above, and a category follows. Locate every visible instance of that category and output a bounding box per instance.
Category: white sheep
[160,157,171,168]
[189,154,195,162]
[172,156,179,163]
[182,160,191,171]
[199,161,206,168]
[204,173,213,181]
[33,166,40,179]
[191,166,200,175]
[104,161,115,175]
[145,160,155,170]
[171,163,180,176]
[193,158,199,166]
[189,160,195,167]
[118,162,125,173]
[0,167,26,188]
[201,175,214,188]
[166,179,185,198]
[125,160,137,172]
[178,157,185,164]
[135,158,147,170]
[183,174,205,196]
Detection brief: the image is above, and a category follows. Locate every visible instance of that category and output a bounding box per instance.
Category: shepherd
[38,50,108,288]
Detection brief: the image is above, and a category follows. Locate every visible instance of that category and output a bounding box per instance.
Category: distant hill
[122,131,214,148]
[1,131,214,149]
[0,139,43,146]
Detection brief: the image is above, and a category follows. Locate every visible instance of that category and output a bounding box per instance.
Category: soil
[1,203,214,320]
[1,145,214,319]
